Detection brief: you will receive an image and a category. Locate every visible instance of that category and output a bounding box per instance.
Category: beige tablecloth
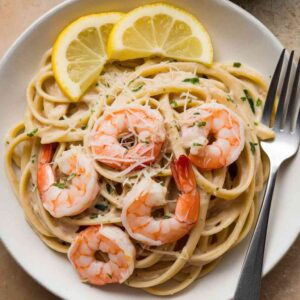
[0,1,299,299]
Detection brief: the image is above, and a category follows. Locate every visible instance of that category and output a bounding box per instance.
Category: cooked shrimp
[68,225,135,285]
[37,144,99,218]
[121,155,199,246]
[89,104,166,170]
[180,102,245,170]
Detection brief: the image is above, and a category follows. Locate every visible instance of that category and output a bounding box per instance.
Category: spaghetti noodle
[5,49,274,295]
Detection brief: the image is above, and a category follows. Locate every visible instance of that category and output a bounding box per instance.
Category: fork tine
[297,101,300,135]
[286,56,300,133]
[262,49,286,126]
[274,51,294,129]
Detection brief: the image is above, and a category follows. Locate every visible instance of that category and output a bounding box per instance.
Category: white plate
[0,0,299,299]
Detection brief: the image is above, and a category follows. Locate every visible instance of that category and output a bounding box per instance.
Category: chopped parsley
[53,182,66,189]
[254,121,259,126]
[27,128,38,137]
[192,143,202,147]
[141,140,149,144]
[248,99,256,114]
[107,273,113,279]
[106,183,113,194]
[226,95,235,103]
[5,141,9,145]
[95,203,108,211]
[67,173,77,181]
[249,142,258,154]
[243,89,251,97]
[170,101,178,108]
[233,62,242,68]
[193,112,200,115]
[182,77,199,84]
[163,215,171,219]
[196,121,207,127]
[131,83,145,92]
[31,183,37,192]
[256,98,262,107]
[52,173,77,190]
[241,89,255,114]
[90,214,98,219]
[31,154,36,164]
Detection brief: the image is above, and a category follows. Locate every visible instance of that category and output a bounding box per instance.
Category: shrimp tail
[171,155,199,224]
[171,155,196,193]
[38,143,56,164]
[37,144,56,193]
[175,190,199,224]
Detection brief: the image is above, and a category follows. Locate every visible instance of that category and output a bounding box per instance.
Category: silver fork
[233,49,300,300]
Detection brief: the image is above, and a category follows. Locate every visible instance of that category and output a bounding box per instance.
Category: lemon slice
[108,3,213,65]
[52,12,123,100]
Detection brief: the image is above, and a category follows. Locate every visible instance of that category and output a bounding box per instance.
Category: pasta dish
[5,3,274,296]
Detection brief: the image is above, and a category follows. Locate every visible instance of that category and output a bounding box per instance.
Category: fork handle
[234,165,278,300]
